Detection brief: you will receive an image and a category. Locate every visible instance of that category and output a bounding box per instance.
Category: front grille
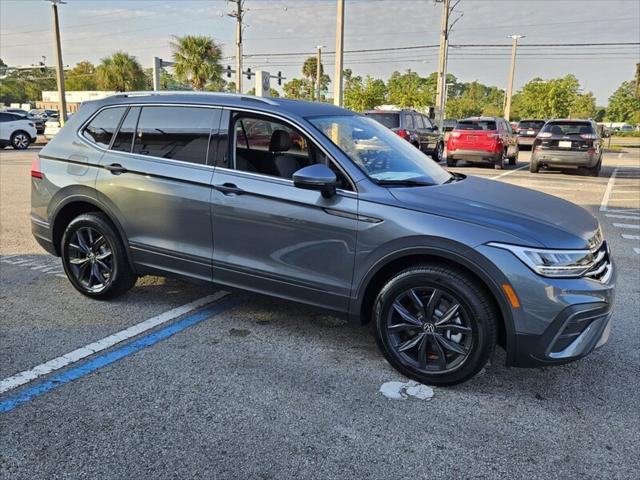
[583,241,611,283]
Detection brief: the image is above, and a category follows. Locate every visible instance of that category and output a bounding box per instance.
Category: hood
[389,175,599,249]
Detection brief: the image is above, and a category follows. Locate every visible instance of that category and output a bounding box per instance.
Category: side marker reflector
[502,284,521,308]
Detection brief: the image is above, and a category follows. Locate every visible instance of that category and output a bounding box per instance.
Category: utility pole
[49,0,67,124]
[316,45,323,102]
[228,0,245,94]
[434,0,450,133]
[504,34,525,121]
[333,0,345,107]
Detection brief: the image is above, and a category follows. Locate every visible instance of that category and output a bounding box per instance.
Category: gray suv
[31,93,615,385]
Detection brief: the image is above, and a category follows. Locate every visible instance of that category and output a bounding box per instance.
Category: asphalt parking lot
[1,146,639,479]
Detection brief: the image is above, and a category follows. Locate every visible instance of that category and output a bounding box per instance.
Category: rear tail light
[537,132,552,138]
[31,156,43,179]
[396,129,410,140]
[580,133,598,140]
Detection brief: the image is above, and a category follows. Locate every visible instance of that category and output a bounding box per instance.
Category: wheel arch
[50,194,135,270]
[351,246,516,363]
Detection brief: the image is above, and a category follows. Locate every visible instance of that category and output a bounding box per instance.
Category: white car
[44,118,62,140]
[0,111,37,150]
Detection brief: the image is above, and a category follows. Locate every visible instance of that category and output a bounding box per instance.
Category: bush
[611,131,640,137]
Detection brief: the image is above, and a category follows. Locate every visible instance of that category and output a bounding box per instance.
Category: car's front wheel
[11,131,31,150]
[61,213,137,299]
[433,142,444,163]
[373,265,497,386]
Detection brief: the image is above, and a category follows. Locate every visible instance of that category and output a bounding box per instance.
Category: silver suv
[31,93,615,385]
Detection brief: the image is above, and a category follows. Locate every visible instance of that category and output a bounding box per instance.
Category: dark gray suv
[31,93,615,385]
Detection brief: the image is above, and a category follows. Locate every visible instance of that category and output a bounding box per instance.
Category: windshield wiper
[375,179,435,187]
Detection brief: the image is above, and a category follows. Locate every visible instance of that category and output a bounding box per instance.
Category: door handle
[105,163,128,175]
[213,183,245,195]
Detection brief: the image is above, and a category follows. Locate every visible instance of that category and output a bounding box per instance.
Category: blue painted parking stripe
[0,296,239,414]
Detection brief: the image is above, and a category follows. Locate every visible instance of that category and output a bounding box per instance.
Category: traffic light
[225,65,232,78]
[277,71,282,86]
[245,68,252,80]
[39,61,46,74]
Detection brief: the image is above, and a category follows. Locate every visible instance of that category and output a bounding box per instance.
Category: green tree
[283,77,312,100]
[96,52,146,91]
[343,70,386,111]
[607,80,640,123]
[510,75,585,120]
[65,61,97,91]
[171,35,222,91]
[571,92,597,119]
[301,56,330,99]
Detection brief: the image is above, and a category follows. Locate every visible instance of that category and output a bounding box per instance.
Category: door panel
[210,169,358,311]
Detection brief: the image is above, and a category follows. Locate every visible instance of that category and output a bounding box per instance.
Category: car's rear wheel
[529,160,540,173]
[508,146,518,165]
[494,150,505,170]
[11,131,30,150]
[446,155,457,167]
[61,213,137,299]
[373,265,496,386]
[433,142,444,163]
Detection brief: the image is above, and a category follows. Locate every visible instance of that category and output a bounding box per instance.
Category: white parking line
[622,234,640,240]
[634,248,640,255]
[600,167,618,212]
[491,164,527,180]
[0,292,228,394]
[613,223,640,230]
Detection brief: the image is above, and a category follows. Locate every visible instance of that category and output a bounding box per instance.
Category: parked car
[515,119,545,149]
[0,111,37,149]
[31,93,615,385]
[446,116,518,169]
[364,108,444,162]
[530,119,603,176]
[619,124,634,132]
[3,108,45,134]
[442,118,457,132]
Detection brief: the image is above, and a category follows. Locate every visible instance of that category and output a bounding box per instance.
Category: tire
[508,146,518,165]
[61,213,137,300]
[446,155,457,167]
[11,130,31,150]
[373,264,497,386]
[585,159,602,177]
[529,160,540,173]
[432,142,444,163]
[494,150,505,170]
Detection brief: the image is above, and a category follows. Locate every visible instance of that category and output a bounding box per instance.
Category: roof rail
[109,91,279,106]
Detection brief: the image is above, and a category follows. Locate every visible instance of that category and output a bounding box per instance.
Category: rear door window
[404,114,415,130]
[83,107,127,148]
[111,107,140,153]
[132,106,218,164]
[414,114,425,129]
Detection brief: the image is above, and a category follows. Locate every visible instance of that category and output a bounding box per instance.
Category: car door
[421,115,439,152]
[209,110,358,311]
[93,104,221,281]
[0,113,9,141]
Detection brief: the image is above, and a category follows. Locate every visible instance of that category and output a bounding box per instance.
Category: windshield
[364,112,400,129]
[456,120,496,131]
[518,120,545,129]
[308,115,452,185]
[541,121,594,136]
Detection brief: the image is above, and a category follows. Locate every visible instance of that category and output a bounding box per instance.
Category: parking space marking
[1,254,66,277]
[606,213,640,220]
[491,164,527,180]
[612,223,640,230]
[600,167,618,212]
[0,294,239,413]
[0,292,228,395]
[634,248,640,255]
[622,234,640,240]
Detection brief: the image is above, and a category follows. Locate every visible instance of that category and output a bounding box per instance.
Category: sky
[1,0,639,104]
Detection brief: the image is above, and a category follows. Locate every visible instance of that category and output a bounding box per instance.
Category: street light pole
[504,34,525,121]
[316,45,323,102]
[333,0,345,107]
[49,0,67,124]
[228,0,245,94]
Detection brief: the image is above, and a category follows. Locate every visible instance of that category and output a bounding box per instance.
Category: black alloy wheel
[374,265,496,385]
[61,213,137,299]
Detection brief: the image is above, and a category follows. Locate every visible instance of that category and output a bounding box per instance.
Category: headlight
[488,242,596,278]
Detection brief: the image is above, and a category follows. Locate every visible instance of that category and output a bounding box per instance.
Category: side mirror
[293,164,337,198]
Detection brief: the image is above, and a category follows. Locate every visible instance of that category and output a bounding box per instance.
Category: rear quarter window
[83,107,127,148]
[364,113,400,129]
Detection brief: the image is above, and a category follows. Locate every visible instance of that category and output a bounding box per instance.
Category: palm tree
[171,35,222,91]
[96,52,146,92]
[302,56,320,99]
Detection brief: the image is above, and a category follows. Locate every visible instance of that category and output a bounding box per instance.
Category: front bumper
[531,148,598,168]
[476,243,616,368]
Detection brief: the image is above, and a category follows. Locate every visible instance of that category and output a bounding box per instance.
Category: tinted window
[364,112,400,129]
[541,121,594,136]
[518,120,545,129]
[414,114,424,129]
[456,120,497,131]
[132,106,216,164]
[422,116,434,129]
[404,114,415,129]
[111,107,140,153]
[0,113,12,122]
[83,107,127,148]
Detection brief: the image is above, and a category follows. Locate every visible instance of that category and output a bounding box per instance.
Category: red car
[446,117,518,169]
